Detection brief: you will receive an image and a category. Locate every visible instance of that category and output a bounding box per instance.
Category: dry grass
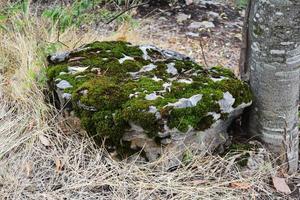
[0,10,288,200]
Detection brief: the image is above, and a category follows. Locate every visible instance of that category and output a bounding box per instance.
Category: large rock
[46,41,252,166]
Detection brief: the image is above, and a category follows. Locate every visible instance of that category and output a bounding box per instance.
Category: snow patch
[218,92,235,113]
[166,63,178,75]
[145,92,163,101]
[68,66,89,74]
[165,94,203,108]
[152,76,162,82]
[177,78,193,84]
[211,76,227,82]
[62,93,72,100]
[129,92,140,99]
[148,106,161,119]
[139,45,157,60]
[56,80,73,90]
[207,112,221,121]
[140,63,157,72]
[163,82,172,92]
[118,54,134,64]
[129,63,157,79]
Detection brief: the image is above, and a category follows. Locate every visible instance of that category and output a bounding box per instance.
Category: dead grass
[0,10,288,200]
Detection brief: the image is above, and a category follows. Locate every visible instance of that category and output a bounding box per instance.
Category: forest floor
[0,0,299,199]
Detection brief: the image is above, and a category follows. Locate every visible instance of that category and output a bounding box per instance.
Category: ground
[47,40,251,160]
[0,0,299,199]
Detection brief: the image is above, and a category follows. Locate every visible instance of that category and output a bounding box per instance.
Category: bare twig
[106,1,149,24]
[199,37,210,69]
[55,0,69,48]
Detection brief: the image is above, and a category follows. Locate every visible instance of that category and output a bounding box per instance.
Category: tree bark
[246,0,300,173]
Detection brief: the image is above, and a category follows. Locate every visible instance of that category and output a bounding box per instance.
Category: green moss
[93,110,126,144]
[46,41,253,157]
[135,77,164,93]
[174,60,203,72]
[121,98,161,138]
[46,64,68,80]
[216,79,252,107]
[167,90,221,132]
[56,72,95,93]
[209,66,235,79]
[73,77,128,111]
[71,41,143,58]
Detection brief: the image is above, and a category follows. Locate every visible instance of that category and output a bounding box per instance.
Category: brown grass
[0,9,289,200]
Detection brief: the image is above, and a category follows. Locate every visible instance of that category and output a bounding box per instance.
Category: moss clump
[71,41,143,59]
[174,60,203,72]
[216,79,252,107]
[46,64,68,80]
[122,99,160,138]
[73,77,128,111]
[46,41,252,156]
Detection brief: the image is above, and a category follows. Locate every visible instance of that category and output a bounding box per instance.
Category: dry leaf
[272,177,291,194]
[28,121,35,131]
[230,181,251,190]
[191,180,207,185]
[55,157,62,172]
[39,135,51,147]
[24,162,32,177]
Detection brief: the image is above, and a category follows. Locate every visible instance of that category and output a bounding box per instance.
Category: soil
[132,1,245,74]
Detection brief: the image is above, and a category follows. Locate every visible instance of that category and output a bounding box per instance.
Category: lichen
[46,41,252,155]
[253,24,264,36]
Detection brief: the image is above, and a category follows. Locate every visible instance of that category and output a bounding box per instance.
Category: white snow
[140,63,157,72]
[177,78,193,84]
[56,80,73,90]
[118,54,134,64]
[145,92,162,101]
[163,82,172,92]
[207,112,221,121]
[152,76,163,82]
[62,93,72,100]
[218,92,235,113]
[166,63,178,75]
[129,92,140,99]
[210,76,227,82]
[165,94,203,108]
[128,63,157,79]
[68,66,89,74]
[148,106,161,119]
[139,45,157,60]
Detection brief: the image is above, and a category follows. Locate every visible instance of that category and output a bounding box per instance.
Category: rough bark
[238,0,252,81]
[246,0,300,173]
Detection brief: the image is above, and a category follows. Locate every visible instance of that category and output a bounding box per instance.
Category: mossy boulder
[47,41,252,166]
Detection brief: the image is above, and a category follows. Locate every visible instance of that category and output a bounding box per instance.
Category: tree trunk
[246,0,300,173]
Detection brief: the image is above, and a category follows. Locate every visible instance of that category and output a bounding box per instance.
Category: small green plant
[42,0,140,32]
[42,0,102,32]
[0,0,32,31]
[235,0,249,9]
[182,149,193,165]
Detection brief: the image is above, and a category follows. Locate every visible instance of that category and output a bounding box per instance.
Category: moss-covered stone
[47,41,253,158]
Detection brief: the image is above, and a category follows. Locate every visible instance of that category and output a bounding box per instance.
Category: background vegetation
[0,0,290,199]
